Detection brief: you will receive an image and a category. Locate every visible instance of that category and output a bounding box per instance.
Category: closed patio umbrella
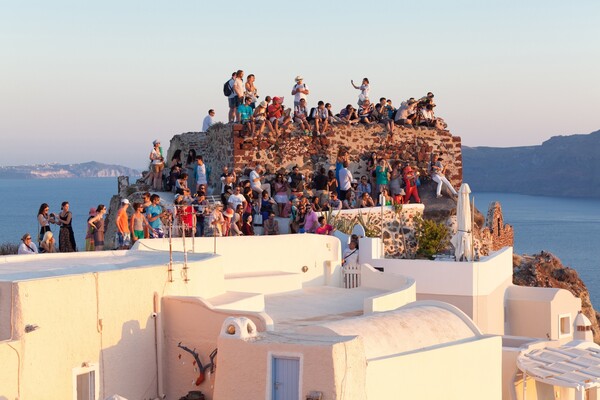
[450,183,473,261]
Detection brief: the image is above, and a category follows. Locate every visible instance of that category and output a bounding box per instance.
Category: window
[73,364,99,400]
[559,314,571,338]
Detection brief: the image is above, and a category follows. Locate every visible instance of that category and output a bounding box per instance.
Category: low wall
[360,264,416,313]
[134,234,343,287]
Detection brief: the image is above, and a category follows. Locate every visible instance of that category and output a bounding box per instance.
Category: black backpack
[223,80,233,97]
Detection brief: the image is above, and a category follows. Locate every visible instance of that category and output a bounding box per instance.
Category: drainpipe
[153,292,164,398]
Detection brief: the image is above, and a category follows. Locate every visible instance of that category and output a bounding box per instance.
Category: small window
[73,364,99,400]
[559,314,571,338]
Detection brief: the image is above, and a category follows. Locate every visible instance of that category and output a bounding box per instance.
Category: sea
[0,178,597,309]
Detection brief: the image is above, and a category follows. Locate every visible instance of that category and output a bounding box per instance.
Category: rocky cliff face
[513,252,600,343]
[463,129,600,198]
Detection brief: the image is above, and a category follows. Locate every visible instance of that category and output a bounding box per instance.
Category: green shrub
[414,216,449,259]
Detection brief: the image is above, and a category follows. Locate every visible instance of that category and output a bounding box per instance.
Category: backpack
[223,80,233,97]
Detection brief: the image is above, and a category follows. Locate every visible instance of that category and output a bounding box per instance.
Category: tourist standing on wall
[89,204,107,251]
[202,109,215,131]
[36,203,56,245]
[149,140,164,191]
[338,161,353,202]
[85,207,97,251]
[226,71,236,123]
[18,233,38,254]
[194,155,207,194]
[57,201,77,252]
[116,199,131,250]
[233,70,245,122]
[351,77,370,106]
[291,75,309,109]
[244,74,258,109]
[185,149,197,195]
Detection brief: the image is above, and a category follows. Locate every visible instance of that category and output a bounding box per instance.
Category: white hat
[295,75,303,82]
[121,199,130,204]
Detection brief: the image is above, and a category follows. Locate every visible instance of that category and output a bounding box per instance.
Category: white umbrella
[451,183,473,261]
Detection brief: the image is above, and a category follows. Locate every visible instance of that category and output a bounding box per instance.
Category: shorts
[117,232,131,248]
[269,116,284,124]
[149,227,164,239]
[133,230,144,240]
[228,96,241,108]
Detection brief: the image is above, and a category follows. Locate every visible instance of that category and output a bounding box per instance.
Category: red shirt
[315,224,334,235]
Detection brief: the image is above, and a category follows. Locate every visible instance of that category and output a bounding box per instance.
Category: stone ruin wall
[166,123,462,193]
[480,201,515,253]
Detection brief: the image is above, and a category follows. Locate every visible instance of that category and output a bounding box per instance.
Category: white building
[0,218,595,399]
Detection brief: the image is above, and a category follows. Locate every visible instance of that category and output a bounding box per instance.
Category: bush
[0,242,19,255]
[414,216,449,259]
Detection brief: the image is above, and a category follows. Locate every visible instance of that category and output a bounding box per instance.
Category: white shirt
[339,167,353,191]
[233,78,244,98]
[196,163,207,185]
[202,115,214,131]
[18,241,38,254]
[292,83,308,103]
[228,193,245,209]
[249,170,261,188]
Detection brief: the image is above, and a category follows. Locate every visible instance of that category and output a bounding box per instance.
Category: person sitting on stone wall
[394,98,417,126]
[253,100,275,138]
[238,97,256,137]
[175,172,189,195]
[293,98,311,135]
[288,166,305,198]
[339,104,360,125]
[325,103,345,125]
[227,185,247,211]
[250,164,271,197]
[431,157,458,198]
[267,96,291,136]
[358,192,375,208]
[342,190,357,209]
[358,99,373,123]
[167,165,181,193]
[263,211,279,235]
[313,101,330,136]
[356,176,371,200]
[329,192,342,211]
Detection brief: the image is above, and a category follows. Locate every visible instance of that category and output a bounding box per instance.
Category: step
[224,271,302,295]
[205,291,265,312]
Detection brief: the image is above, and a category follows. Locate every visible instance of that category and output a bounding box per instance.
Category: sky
[1,0,599,170]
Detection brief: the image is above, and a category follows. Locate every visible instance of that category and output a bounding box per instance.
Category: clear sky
[1,0,599,169]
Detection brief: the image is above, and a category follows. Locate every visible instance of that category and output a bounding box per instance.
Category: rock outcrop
[513,252,600,344]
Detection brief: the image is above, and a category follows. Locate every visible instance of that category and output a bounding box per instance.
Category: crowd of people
[208,71,446,139]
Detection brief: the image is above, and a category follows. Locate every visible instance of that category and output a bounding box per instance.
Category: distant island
[463,129,600,198]
[0,161,141,179]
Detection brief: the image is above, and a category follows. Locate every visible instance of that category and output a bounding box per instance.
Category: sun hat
[153,139,160,145]
[121,199,130,204]
[223,208,234,218]
[295,75,303,82]
[259,100,267,107]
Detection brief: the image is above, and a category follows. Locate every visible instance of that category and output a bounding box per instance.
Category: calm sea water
[0,179,597,308]
[0,178,118,250]
[474,192,599,310]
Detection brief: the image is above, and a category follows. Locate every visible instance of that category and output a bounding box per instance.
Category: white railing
[343,264,361,289]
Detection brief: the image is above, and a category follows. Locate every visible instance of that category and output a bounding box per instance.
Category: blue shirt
[238,104,253,122]
[146,204,163,229]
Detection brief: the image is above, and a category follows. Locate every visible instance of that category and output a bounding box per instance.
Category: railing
[343,264,361,289]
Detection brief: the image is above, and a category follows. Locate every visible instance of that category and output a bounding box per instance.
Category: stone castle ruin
[108,123,512,256]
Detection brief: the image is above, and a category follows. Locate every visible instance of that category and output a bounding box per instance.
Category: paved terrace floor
[264,286,385,332]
